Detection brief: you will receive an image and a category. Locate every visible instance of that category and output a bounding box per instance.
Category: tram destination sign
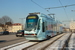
[28,16,36,19]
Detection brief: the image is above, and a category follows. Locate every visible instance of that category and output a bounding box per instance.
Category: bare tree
[0,18,4,27]
[2,16,13,24]
[0,18,3,24]
[0,16,13,31]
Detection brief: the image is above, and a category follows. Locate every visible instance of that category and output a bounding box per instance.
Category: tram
[24,12,63,40]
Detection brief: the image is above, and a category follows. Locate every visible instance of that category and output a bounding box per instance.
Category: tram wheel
[47,35,50,39]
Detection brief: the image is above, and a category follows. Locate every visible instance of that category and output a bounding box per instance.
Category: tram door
[42,22,46,36]
[42,22,45,32]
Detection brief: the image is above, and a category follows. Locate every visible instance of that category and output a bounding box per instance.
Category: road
[1,33,69,50]
[0,33,72,50]
[0,33,26,48]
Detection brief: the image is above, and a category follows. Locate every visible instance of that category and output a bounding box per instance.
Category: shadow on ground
[0,40,6,43]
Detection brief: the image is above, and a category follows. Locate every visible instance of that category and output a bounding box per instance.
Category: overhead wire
[31,0,72,27]
[45,3,75,21]
[31,0,51,14]
[45,0,74,23]
[59,0,69,19]
[59,0,69,27]
[45,4,75,9]
[31,0,60,20]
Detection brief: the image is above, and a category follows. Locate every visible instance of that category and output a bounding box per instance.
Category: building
[0,23,23,32]
[0,27,3,32]
[70,19,75,32]
[12,23,23,32]
[7,26,12,32]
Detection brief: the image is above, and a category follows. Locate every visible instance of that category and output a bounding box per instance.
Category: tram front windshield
[25,16,38,31]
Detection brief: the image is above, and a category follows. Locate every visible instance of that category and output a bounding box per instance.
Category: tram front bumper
[24,36,38,40]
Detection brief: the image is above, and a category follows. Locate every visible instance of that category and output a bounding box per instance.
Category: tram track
[42,34,65,50]
[45,33,71,50]
[5,41,38,50]
[22,33,65,50]
[0,37,26,48]
[0,40,29,50]
[0,37,25,43]
[1,33,69,50]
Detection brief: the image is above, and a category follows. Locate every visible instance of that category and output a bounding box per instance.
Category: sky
[0,0,75,28]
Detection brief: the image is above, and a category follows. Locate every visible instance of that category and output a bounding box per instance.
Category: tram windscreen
[25,15,38,31]
[27,19,37,28]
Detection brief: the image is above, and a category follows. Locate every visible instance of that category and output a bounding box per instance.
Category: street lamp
[19,18,25,30]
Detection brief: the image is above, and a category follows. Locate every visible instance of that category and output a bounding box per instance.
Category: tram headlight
[34,34,37,35]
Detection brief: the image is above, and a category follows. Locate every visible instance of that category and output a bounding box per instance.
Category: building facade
[0,27,3,32]
[70,19,75,32]
[0,23,23,32]
[12,23,23,32]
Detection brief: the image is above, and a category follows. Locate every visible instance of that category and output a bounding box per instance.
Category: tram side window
[42,22,45,32]
[46,21,48,30]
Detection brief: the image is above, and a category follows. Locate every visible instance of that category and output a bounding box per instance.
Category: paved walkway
[69,33,75,50]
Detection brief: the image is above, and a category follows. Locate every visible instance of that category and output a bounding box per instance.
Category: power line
[59,0,69,20]
[31,0,45,10]
[59,0,70,28]
[45,4,75,9]
[31,0,51,14]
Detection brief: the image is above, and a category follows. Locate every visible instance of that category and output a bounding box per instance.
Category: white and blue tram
[24,12,63,40]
